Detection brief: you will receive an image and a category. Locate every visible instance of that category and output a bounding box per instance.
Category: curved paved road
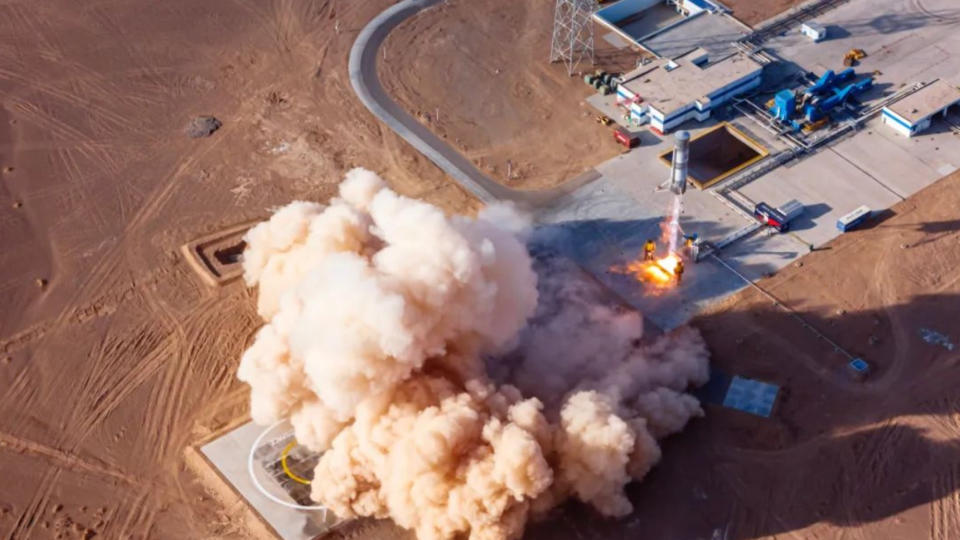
[348,0,597,209]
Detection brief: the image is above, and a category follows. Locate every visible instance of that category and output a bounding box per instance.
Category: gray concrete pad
[875,111,960,176]
[830,120,946,197]
[603,31,632,49]
[618,3,684,41]
[642,13,747,58]
[763,0,960,108]
[202,422,338,540]
[737,146,904,247]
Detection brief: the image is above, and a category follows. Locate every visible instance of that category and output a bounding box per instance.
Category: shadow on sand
[525,293,960,539]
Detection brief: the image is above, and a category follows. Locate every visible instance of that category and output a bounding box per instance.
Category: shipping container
[837,205,871,232]
[778,199,805,222]
[614,128,640,148]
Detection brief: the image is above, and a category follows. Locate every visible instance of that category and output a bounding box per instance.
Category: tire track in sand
[931,464,960,540]
[0,431,136,486]
[6,468,62,540]
[47,126,229,336]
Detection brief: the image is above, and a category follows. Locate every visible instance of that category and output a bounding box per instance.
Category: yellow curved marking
[281,440,312,485]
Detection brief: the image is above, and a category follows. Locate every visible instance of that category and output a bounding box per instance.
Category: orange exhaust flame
[615,252,682,293]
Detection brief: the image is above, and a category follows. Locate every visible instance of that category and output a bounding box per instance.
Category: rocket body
[669,130,690,196]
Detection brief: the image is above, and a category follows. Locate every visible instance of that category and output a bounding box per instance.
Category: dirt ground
[721,0,812,27]
[0,1,474,538]
[379,0,640,190]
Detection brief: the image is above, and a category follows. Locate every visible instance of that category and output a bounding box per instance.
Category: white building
[882,80,960,137]
[615,49,764,133]
[800,22,827,42]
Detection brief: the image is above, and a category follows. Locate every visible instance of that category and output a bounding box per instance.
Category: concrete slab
[887,111,960,173]
[737,146,904,247]
[619,3,685,42]
[603,31,632,49]
[831,121,943,197]
[762,0,960,111]
[642,13,747,59]
[201,421,338,540]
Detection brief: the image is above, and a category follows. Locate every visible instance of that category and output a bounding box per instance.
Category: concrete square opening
[181,221,259,287]
[659,123,768,189]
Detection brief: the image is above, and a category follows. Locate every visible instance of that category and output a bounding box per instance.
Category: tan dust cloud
[238,168,710,540]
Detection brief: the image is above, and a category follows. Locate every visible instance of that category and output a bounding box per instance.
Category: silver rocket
[669,130,690,196]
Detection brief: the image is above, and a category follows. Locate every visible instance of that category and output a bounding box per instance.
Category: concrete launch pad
[191,421,340,540]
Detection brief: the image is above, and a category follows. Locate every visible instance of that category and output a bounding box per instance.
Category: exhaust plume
[238,168,710,540]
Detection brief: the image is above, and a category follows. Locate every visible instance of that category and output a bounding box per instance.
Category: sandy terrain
[0,1,474,538]
[379,0,640,190]
[722,0,813,27]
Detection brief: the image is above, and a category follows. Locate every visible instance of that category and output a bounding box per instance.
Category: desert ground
[0,1,472,538]
[721,0,812,27]
[380,0,640,190]
[3,1,960,540]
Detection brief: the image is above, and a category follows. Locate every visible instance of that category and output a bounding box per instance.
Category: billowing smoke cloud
[238,169,710,540]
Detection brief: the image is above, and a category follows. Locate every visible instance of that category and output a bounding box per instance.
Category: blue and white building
[615,48,764,133]
[882,80,960,137]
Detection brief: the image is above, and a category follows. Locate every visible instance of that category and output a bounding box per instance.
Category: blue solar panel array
[722,376,779,417]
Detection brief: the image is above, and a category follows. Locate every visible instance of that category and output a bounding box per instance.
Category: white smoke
[237,168,710,540]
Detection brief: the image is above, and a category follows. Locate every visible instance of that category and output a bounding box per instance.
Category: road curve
[348,0,596,209]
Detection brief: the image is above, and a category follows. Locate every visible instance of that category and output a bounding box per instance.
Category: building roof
[619,49,762,116]
[886,80,960,125]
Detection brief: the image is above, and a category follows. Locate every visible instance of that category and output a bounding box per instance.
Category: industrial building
[615,48,764,133]
[881,80,960,137]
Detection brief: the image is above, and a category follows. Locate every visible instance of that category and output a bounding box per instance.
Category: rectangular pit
[181,221,260,287]
[659,123,768,189]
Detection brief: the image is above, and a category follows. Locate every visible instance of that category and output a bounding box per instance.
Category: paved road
[348,0,598,211]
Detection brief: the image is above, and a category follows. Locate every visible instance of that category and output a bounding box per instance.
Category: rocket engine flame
[619,252,683,290]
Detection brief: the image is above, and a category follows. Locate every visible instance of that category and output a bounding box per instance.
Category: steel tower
[549,0,597,76]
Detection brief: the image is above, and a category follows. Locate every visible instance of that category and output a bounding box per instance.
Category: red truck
[754,202,790,232]
[614,127,640,149]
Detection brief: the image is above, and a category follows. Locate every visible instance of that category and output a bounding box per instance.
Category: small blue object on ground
[849,358,869,373]
[722,376,779,417]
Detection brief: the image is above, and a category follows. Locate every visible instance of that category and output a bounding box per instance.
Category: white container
[778,199,805,222]
[801,22,827,42]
